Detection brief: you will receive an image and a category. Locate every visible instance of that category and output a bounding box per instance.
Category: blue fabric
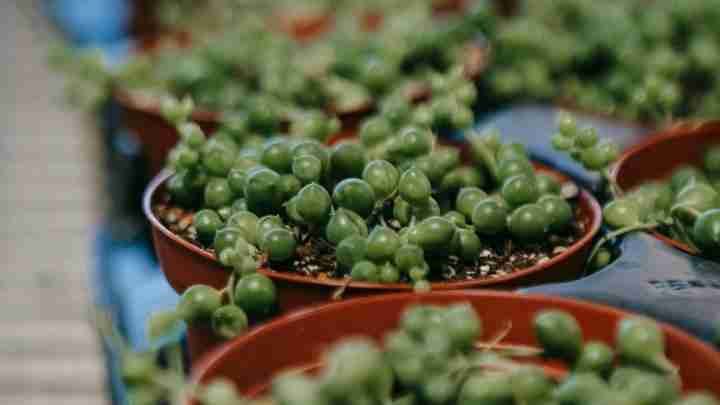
[120,275,183,351]
[93,228,158,328]
[45,0,131,45]
[57,0,152,400]
[92,227,183,405]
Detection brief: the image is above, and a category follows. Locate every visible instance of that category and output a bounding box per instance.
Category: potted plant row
[52,1,494,174]
[56,0,720,179]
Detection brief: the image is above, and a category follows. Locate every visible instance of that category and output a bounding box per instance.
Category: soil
[153,194,584,283]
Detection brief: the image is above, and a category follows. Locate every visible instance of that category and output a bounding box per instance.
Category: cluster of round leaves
[481,0,720,123]
[551,112,620,173]
[192,304,718,405]
[175,273,276,341]
[164,107,577,291]
[604,144,720,256]
[358,66,479,146]
[162,99,295,337]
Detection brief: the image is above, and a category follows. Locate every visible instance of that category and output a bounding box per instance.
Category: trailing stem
[332,276,353,301]
[586,223,660,267]
[603,167,622,200]
[226,272,236,305]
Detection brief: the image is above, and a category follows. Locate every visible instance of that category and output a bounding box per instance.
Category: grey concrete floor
[0,2,107,404]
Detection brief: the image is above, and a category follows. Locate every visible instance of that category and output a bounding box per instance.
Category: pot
[115,89,220,176]
[144,165,601,304]
[144,133,600,364]
[190,291,720,397]
[612,120,720,254]
[145,151,600,362]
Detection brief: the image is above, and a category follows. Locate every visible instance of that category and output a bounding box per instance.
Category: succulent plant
[553,112,720,266]
[158,100,583,295]
[115,303,716,405]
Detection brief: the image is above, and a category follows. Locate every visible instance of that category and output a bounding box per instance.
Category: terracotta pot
[431,0,468,15]
[116,89,221,175]
[145,141,600,361]
[185,324,223,367]
[273,10,334,42]
[113,33,212,175]
[359,11,384,32]
[144,164,601,301]
[612,120,720,254]
[190,291,720,398]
